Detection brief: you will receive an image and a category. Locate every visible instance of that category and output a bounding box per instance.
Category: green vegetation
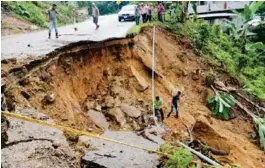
[226,1,264,47]
[1,1,76,28]
[126,22,160,37]
[254,117,265,151]
[160,143,195,168]
[165,2,265,99]
[208,93,236,120]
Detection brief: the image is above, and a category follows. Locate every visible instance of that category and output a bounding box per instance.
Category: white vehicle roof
[121,5,137,11]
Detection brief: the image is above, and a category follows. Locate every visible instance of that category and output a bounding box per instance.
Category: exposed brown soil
[1,11,32,36]
[2,27,265,168]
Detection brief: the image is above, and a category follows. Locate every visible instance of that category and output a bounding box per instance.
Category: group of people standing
[154,91,182,122]
[135,2,165,25]
[135,4,153,25]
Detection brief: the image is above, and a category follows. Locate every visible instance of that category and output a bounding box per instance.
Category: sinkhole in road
[2,27,264,168]
[3,27,172,168]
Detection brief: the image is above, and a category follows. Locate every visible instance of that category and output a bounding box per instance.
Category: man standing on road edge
[47,4,64,39]
[92,3,100,30]
[147,4,153,22]
[157,2,165,22]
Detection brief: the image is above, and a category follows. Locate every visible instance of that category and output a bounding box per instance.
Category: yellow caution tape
[2,111,171,157]
[2,111,223,167]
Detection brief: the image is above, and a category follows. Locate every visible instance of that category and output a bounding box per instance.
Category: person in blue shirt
[167,91,181,118]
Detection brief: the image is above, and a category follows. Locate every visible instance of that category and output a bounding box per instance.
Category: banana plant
[253,117,265,151]
[210,87,265,151]
[227,1,264,44]
[208,94,236,120]
[231,1,264,23]
[190,1,197,14]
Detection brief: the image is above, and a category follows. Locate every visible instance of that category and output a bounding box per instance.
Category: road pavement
[1,14,135,59]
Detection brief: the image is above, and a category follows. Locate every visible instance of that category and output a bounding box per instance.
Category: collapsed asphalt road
[1,14,135,59]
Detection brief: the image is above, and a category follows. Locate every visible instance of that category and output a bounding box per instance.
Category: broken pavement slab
[82,130,163,168]
[1,118,79,168]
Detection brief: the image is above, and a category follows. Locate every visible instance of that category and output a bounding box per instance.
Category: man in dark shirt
[167,91,181,118]
[47,4,64,39]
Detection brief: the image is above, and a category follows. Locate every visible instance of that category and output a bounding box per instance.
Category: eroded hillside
[2,27,265,168]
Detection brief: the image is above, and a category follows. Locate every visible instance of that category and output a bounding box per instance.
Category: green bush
[167,147,194,168]
[160,143,195,168]
[163,17,265,100]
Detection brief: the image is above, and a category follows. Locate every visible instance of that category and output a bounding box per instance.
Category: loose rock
[87,110,109,130]
[108,107,127,126]
[120,103,142,118]
[105,96,115,108]
[77,135,90,148]
[84,100,95,111]
[45,93,56,103]
[130,66,149,92]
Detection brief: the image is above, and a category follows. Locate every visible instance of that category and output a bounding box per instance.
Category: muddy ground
[2,27,265,168]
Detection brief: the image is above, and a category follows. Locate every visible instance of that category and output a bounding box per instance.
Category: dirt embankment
[2,27,265,168]
[1,9,34,36]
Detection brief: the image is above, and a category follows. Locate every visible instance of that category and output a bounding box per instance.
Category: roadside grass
[126,21,161,37]
[160,143,195,168]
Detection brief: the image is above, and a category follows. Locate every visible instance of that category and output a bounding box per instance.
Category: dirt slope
[2,27,265,167]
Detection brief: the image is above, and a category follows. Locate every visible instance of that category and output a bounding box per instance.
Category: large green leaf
[219,96,231,108]
[222,95,236,106]
[218,96,224,112]
[207,96,215,104]
[245,42,265,51]
[190,1,197,14]
[231,8,243,19]
[223,107,230,120]
[259,126,265,149]
[250,1,264,15]
[254,117,265,151]
[244,4,252,21]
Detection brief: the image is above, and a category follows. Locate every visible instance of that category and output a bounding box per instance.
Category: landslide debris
[2,27,265,168]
